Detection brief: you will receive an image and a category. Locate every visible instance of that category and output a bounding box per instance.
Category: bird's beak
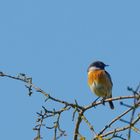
[105,64,109,67]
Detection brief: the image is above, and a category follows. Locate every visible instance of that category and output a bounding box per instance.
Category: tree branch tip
[0,71,5,76]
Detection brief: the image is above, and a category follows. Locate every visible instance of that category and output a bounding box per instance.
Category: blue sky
[0,0,140,139]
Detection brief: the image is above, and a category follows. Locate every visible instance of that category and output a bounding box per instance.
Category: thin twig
[100,114,140,138]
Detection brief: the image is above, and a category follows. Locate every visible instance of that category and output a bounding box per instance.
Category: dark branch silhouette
[0,72,140,140]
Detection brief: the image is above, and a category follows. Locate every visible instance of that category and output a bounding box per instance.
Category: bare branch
[1,72,140,140]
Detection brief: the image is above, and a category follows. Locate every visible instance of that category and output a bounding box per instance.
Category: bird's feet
[101,98,105,106]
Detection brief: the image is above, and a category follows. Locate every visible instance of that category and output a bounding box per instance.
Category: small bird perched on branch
[87,61,114,109]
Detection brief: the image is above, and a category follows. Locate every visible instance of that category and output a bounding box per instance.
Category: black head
[88,61,109,71]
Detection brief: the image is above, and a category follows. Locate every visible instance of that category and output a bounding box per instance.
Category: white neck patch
[89,66,100,71]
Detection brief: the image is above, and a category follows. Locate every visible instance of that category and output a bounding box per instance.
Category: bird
[87,61,114,109]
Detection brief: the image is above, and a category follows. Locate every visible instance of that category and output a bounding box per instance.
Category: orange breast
[88,70,112,89]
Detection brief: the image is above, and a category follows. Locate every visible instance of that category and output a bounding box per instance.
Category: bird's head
[87,61,109,72]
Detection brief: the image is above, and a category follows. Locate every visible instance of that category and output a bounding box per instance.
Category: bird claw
[101,98,105,106]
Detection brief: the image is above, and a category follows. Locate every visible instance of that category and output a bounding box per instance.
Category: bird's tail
[109,101,114,109]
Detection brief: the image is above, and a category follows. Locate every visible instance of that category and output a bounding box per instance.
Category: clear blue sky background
[0,1,140,140]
